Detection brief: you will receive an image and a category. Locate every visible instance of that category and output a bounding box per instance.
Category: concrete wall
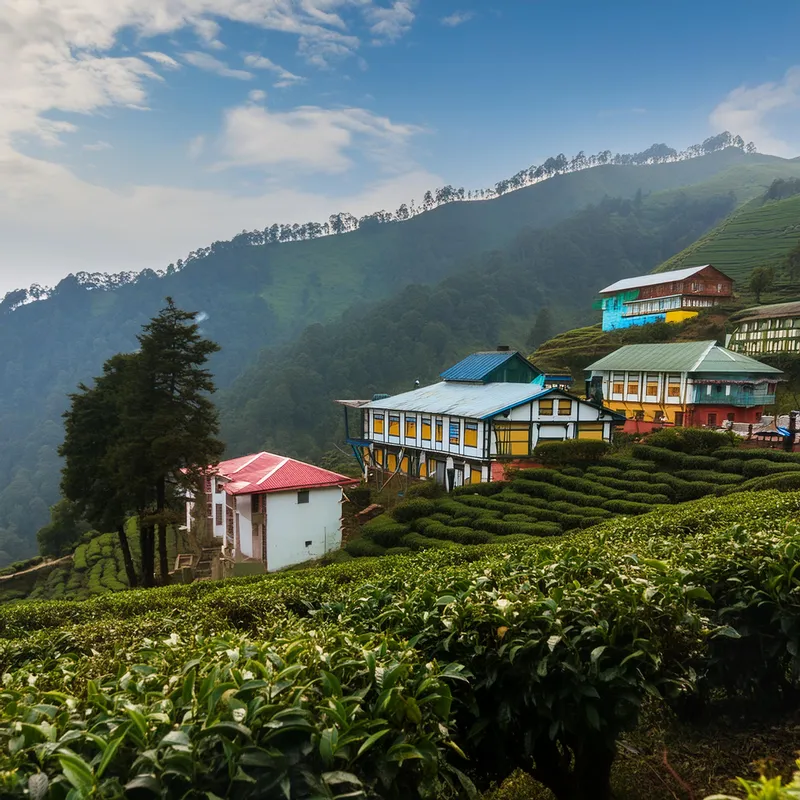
[266,486,343,572]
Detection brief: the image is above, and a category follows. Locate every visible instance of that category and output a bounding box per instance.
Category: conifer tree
[60,300,223,588]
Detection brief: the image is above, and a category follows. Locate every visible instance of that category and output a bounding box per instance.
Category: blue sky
[2,0,800,293]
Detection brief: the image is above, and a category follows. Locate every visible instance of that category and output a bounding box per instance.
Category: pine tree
[60,300,223,588]
[132,298,224,585]
[527,307,554,350]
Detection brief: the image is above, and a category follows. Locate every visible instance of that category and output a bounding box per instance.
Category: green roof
[585,341,783,375]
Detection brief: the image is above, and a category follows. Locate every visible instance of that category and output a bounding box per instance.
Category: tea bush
[4,493,800,800]
[532,438,609,467]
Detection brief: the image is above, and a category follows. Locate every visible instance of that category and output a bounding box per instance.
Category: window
[577,422,604,440]
[388,414,400,436]
[435,419,443,442]
[667,385,680,397]
[215,503,223,525]
[727,412,735,422]
[707,413,717,428]
[465,422,478,447]
[387,452,398,471]
[494,422,530,456]
[674,411,685,427]
[654,411,666,423]
[374,448,384,466]
[471,466,482,484]
[421,417,432,440]
[216,482,224,494]
[305,540,312,547]
[373,413,384,435]
[405,415,417,438]
[449,420,460,445]
[539,399,554,415]
[612,382,624,395]
[558,399,572,416]
[297,490,310,504]
[626,382,639,395]
[251,494,261,513]
[634,410,644,421]
[646,382,658,397]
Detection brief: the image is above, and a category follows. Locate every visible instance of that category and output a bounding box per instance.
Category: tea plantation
[2,490,800,799]
[347,440,800,557]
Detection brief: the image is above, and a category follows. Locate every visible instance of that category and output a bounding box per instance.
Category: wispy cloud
[182,52,253,80]
[83,140,112,151]
[242,55,305,88]
[366,1,416,43]
[441,10,474,27]
[141,51,181,69]
[248,89,266,102]
[710,66,800,157]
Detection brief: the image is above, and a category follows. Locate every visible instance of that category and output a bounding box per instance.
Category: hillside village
[3,157,800,800]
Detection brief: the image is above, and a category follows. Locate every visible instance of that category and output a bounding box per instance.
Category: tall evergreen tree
[60,300,223,588]
[132,298,224,585]
[527,307,554,351]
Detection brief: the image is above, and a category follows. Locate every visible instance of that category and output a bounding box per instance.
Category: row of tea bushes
[345,442,800,556]
[2,492,800,799]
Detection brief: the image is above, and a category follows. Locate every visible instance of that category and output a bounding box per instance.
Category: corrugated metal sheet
[363,380,553,419]
[439,351,518,381]
[731,300,800,323]
[586,341,782,375]
[214,452,359,496]
[598,265,710,295]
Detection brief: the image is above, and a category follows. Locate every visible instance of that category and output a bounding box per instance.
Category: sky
[2,0,800,295]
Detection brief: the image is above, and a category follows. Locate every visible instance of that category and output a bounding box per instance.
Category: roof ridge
[231,451,267,474]
[690,341,718,372]
[256,457,290,485]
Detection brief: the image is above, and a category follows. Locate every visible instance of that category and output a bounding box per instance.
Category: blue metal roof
[440,350,531,382]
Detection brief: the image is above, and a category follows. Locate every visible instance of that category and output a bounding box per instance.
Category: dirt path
[0,554,73,581]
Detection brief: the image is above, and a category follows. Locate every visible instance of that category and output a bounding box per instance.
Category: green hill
[655,184,800,292]
[2,147,800,565]
[218,185,744,461]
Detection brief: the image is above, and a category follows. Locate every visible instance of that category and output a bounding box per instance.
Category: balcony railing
[691,387,775,407]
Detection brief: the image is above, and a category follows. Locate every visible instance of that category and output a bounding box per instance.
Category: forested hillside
[1,147,799,565]
[220,188,738,460]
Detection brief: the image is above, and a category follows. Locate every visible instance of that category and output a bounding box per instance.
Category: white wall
[266,486,343,571]
[236,496,254,559]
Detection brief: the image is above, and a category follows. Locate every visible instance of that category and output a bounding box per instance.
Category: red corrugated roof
[212,451,359,496]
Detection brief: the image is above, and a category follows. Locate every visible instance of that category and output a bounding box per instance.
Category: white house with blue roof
[336,348,622,487]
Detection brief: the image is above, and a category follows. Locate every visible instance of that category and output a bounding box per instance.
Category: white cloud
[710,66,800,157]
[248,89,267,102]
[243,54,305,87]
[441,11,474,27]
[187,135,205,159]
[193,19,225,50]
[216,102,424,173]
[182,52,253,80]
[83,140,112,151]
[141,51,181,69]
[366,1,416,42]
[0,144,441,293]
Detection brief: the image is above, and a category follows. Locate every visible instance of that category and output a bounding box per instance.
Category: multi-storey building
[186,452,359,571]
[338,349,623,487]
[727,301,800,356]
[598,264,733,331]
[585,340,782,431]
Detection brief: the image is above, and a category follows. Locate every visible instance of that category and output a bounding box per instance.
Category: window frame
[557,399,572,416]
[297,490,310,505]
[464,422,478,447]
[373,412,384,435]
[405,415,417,439]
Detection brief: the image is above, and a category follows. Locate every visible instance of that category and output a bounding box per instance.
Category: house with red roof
[186,451,359,572]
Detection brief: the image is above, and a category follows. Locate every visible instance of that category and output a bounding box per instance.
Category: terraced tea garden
[2,491,800,799]
[347,440,800,557]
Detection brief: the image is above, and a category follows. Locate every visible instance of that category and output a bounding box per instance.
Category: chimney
[496,345,510,351]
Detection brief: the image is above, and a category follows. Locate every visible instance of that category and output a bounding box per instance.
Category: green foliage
[533,439,609,467]
[5,492,800,799]
[391,499,437,523]
[644,427,731,455]
[405,481,446,500]
[35,499,91,558]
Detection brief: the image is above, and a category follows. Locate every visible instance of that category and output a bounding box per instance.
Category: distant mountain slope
[655,187,800,290]
[219,187,741,463]
[0,147,798,565]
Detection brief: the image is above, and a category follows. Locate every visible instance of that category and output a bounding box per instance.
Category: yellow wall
[665,309,698,324]
[609,401,686,423]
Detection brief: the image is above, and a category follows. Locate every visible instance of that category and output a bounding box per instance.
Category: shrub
[599,456,657,472]
[600,499,652,515]
[424,523,496,545]
[681,455,720,469]
[345,538,387,557]
[391,499,437,523]
[626,492,670,505]
[675,469,744,484]
[741,460,800,479]
[384,546,413,556]
[533,438,609,467]
[364,523,410,549]
[715,447,800,463]
[727,472,800,493]
[585,466,624,477]
[452,481,504,497]
[398,532,454,550]
[645,427,731,454]
[405,481,446,500]
[631,443,688,467]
